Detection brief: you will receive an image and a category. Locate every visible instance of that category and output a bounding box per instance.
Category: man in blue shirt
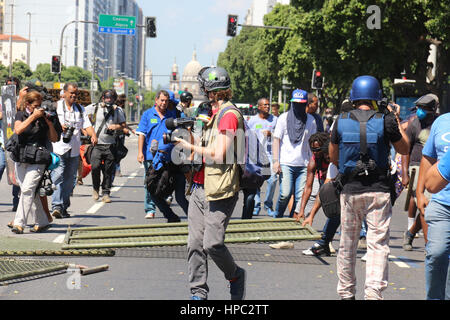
[137,90,188,222]
[417,111,450,300]
[247,98,278,217]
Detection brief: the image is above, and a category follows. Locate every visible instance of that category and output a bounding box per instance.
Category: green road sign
[99,14,136,29]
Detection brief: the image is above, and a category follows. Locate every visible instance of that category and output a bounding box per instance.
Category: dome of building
[182,50,202,82]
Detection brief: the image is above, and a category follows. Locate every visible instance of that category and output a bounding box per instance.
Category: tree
[12,61,33,80]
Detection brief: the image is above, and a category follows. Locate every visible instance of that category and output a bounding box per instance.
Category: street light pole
[27,12,32,66]
[8,3,15,77]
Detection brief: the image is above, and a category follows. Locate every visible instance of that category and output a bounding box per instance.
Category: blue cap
[167,90,180,105]
[291,89,308,103]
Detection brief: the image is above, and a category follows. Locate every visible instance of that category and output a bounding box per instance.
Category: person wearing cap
[329,75,409,300]
[272,89,317,218]
[415,103,450,300]
[85,89,126,203]
[401,93,439,251]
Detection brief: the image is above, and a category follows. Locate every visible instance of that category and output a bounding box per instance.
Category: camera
[39,100,57,118]
[63,125,75,143]
[38,171,56,197]
[104,128,115,135]
[163,117,196,144]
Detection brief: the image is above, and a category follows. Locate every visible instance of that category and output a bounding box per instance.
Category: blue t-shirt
[247,114,277,158]
[422,113,450,206]
[311,113,324,132]
[136,106,177,161]
[437,150,450,182]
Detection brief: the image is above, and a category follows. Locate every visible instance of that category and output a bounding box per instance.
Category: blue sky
[136,0,253,89]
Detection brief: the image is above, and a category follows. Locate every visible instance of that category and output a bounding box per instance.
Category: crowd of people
[1,69,449,301]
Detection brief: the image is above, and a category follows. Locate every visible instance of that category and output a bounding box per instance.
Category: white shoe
[361,253,367,262]
[269,241,294,249]
[329,243,336,254]
[145,212,155,219]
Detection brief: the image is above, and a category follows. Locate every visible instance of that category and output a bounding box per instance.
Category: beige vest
[204,101,244,201]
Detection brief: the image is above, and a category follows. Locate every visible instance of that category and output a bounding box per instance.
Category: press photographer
[50,83,97,219]
[86,89,126,203]
[10,91,59,234]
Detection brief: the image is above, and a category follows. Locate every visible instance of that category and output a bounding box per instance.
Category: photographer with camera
[329,75,409,300]
[10,91,59,234]
[137,90,188,222]
[50,83,97,219]
[174,66,247,300]
[85,89,126,203]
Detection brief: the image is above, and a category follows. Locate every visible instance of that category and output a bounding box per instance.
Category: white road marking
[389,255,410,268]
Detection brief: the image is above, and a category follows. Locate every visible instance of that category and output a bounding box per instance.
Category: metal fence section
[62,218,321,250]
[0,258,69,285]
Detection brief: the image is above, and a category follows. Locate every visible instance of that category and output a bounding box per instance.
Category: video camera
[163,117,196,144]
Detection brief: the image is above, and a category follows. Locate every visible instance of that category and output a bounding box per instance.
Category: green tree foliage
[218,0,449,112]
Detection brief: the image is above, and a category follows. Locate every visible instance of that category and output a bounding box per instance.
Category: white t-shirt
[273,112,317,167]
[326,163,339,180]
[52,100,92,157]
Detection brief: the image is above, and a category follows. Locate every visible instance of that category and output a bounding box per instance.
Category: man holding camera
[86,90,125,203]
[51,83,97,218]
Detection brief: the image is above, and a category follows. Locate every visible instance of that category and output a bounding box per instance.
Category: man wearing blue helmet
[329,75,409,300]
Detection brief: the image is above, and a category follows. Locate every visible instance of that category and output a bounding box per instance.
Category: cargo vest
[204,101,244,201]
[336,109,389,176]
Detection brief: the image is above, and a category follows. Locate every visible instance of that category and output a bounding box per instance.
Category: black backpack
[145,162,176,199]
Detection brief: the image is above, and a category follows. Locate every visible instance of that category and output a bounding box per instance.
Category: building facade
[0,34,29,66]
[244,0,290,26]
[2,0,143,82]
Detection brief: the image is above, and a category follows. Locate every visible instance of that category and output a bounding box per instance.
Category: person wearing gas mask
[401,94,439,251]
[174,66,247,300]
[329,75,409,300]
[50,83,97,219]
[86,89,126,203]
[272,89,318,218]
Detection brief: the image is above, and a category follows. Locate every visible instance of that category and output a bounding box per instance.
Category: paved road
[0,135,428,302]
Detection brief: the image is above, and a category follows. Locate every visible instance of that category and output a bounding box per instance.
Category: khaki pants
[14,162,49,228]
[337,192,392,300]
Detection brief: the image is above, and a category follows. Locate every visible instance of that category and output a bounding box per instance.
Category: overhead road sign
[98,26,136,35]
[98,14,136,29]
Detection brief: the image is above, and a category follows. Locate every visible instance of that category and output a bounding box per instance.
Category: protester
[247,97,278,217]
[418,110,450,300]
[51,83,97,219]
[271,103,280,117]
[330,75,409,300]
[175,66,246,300]
[10,91,59,234]
[401,94,439,250]
[306,93,324,132]
[85,89,126,203]
[272,89,317,218]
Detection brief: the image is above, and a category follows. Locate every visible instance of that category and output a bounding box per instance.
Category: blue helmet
[48,152,60,170]
[349,75,382,102]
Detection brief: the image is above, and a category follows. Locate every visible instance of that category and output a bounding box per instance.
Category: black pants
[242,188,257,219]
[91,144,115,195]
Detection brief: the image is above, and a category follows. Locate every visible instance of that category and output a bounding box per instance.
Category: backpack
[145,162,176,199]
[217,105,271,190]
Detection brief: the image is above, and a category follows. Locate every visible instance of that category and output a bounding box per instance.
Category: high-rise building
[244,0,290,26]
[2,0,143,82]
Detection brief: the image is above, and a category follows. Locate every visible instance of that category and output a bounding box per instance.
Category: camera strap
[95,107,115,138]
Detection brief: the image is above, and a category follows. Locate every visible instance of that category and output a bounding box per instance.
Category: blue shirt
[248,114,277,158]
[311,113,324,132]
[438,149,450,182]
[136,106,177,161]
[422,113,450,206]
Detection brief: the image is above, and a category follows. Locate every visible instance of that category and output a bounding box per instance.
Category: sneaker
[167,215,181,223]
[145,212,155,219]
[61,210,71,218]
[267,209,277,218]
[93,190,99,201]
[190,295,206,300]
[253,207,261,216]
[403,231,414,251]
[269,241,294,249]
[358,236,367,249]
[52,209,62,219]
[229,267,246,300]
[302,243,331,256]
[102,194,112,203]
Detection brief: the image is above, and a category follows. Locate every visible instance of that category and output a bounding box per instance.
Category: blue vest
[337,110,389,175]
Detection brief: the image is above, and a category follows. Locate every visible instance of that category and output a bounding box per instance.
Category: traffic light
[227,15,238,37]
[311,69,323,90]
[51,55,61,74]
[172,72,177,81]
[145,16,156,38]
